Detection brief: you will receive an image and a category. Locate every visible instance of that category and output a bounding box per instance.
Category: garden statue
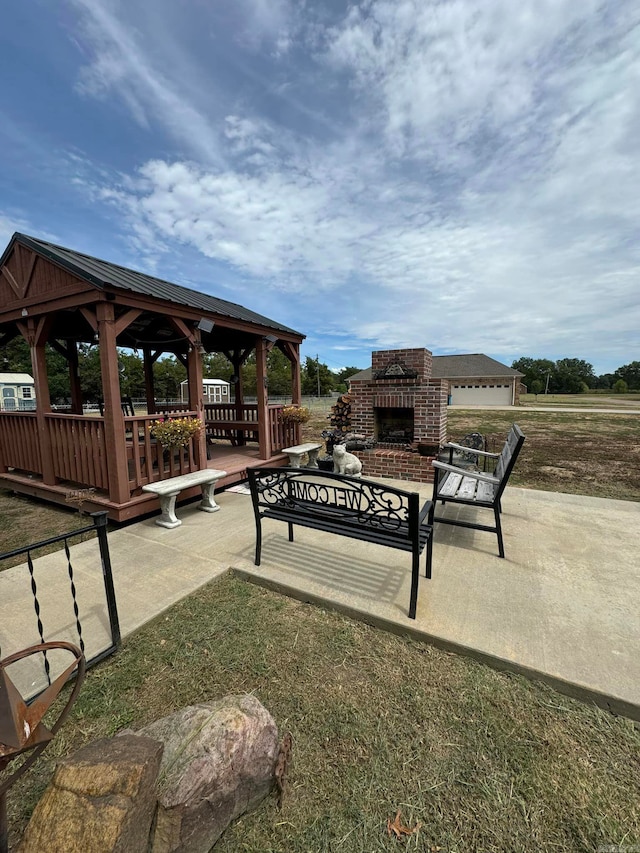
[332,445,362,477]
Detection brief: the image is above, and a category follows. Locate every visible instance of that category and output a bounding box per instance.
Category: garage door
[450,383,512,405]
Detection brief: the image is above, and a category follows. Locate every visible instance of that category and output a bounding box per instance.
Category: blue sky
[1,0,639,376]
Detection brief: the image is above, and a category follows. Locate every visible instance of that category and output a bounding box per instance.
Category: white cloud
[63,0,640,370]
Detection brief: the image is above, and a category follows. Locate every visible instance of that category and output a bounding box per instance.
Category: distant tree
[118,351,145,398]
[153,356,186,401]
[613,379,628,394]
[267,348,293,396]
[78,344,103,402]
[614,361,640,391]
[203,353,233,382]
[0,336,31,372]
[554,358,595,393]
[530,379,543,398]
[301,356,336,395]
[593,374,615,389]
[511,357,555,392]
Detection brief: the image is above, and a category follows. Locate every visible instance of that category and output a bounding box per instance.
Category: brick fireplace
[349,348,448,483]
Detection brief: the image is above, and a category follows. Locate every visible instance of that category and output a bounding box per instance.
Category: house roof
[5,233,304,339]
[349,354,523,383]
[180,378,229,385]
[0,373,35,384]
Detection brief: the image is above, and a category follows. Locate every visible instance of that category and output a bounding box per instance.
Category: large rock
[19,734,163,853]
[140,694,279,853]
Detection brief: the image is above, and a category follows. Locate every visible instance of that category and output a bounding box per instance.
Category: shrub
[613,379,628,394]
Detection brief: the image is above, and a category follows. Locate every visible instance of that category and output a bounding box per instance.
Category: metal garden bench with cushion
[429,424,525,557]
[247,467,434,619]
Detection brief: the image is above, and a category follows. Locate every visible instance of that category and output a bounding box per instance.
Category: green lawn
[8,575,639,852]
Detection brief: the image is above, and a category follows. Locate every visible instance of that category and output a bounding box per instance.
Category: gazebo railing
[46,413,109,490]
[0,412,42,474]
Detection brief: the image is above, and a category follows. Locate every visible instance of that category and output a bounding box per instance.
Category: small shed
[0,372,36,411]
[180,378,230,404]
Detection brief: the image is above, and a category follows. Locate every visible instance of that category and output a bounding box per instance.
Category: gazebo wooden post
[281,341,301,405]
[186,336,207,468]
[96,302,130,504]
[67,340,83,414]
[143,348,158,415]
[23,317,56,485]
[255,337,271,460]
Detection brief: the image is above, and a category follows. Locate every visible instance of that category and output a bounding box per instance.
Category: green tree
[554,358,595,393]
[153,356,186,401]
[613,379,628,394]
[301,357,336,395]
[614,361,640,391]
[511,357,555,393]
[118,351,145,398]
[530,379,543,398]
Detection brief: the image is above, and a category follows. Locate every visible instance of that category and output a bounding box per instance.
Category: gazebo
[0,233,305,521]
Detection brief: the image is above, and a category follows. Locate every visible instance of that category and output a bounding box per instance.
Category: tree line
[512,357,640,394]
[1,337,362,404]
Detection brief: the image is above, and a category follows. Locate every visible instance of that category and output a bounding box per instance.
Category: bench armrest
[432,460,500,485]
[443,442,499,458]
[418,500,433,524]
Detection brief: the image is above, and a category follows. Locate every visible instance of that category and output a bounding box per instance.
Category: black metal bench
[430,424,525,557]
[247,468,434,619]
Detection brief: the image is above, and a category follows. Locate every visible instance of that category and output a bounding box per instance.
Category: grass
[303,406,640,502]
[7,575,640,852]
[3,404,640,849]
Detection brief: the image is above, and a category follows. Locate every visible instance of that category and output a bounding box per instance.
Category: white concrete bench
[142,469,227,528]
[281,442,323,469]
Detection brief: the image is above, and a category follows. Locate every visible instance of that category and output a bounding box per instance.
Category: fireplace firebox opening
[375,407,414,444]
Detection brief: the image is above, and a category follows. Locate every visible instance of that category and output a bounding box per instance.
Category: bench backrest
[492,424,525,497]
[247,468,420,540]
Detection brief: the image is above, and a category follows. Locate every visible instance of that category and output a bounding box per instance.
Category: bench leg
[199,482,221,513]
[409,549,419,619]
[494,505,505,558]
[306,448,320,469]
[287,452,304,468]
[425,530,433,580]
[156,491,181,528]
[255,517,262,565]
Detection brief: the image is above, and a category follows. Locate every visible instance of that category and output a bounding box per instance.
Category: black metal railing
[0,513,120,686]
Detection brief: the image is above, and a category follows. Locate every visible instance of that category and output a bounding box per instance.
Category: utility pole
[544,370,551,395]
[316,354,321,397]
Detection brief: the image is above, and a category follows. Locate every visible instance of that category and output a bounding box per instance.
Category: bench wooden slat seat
[430,424,525,557]
[142,469,227,528]
[247,468,434,619]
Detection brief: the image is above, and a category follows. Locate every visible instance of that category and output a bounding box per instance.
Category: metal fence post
[91,512,121,647]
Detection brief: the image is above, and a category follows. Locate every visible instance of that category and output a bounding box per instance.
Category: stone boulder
[140,694,279,853]
[19,734,163,853]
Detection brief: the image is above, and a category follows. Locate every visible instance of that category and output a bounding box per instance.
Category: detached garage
[431,354,523,406]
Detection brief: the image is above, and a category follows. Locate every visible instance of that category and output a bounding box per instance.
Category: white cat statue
[332,444,362,477]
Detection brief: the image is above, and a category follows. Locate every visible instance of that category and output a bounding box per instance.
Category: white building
[0,372,36,411]
[180,378,230,404]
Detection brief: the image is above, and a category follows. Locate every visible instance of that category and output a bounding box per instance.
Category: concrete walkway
[2,483,639,720]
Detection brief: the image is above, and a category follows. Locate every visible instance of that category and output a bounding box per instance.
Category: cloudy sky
[1,0,639,375]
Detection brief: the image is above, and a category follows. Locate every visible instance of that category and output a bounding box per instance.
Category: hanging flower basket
[279,405,311,424]
[148,417,204,449]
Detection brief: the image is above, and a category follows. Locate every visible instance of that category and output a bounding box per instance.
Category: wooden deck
[0,443,289,523]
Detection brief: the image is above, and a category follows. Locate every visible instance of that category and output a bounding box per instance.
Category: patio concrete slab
[2,483,639,719]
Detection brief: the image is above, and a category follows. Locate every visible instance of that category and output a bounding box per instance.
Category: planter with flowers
[148,417,205,451]
[278,405,311,425]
